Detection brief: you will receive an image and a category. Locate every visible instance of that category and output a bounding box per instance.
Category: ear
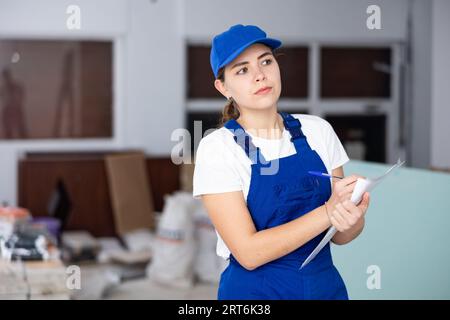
[214,79,228,99]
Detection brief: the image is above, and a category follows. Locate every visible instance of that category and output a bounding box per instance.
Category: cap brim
[217,37,282,73]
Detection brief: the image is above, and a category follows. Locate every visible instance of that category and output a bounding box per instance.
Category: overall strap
[224,119,267,165]
[279,112,312,153]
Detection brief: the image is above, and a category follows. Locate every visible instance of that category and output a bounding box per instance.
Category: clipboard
[300,159,405,269]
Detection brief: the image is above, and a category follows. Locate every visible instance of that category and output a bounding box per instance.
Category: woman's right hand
[325,175,360,217]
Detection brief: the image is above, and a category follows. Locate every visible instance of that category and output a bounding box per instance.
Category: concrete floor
[71,262,218,300]
[105,278,218,300]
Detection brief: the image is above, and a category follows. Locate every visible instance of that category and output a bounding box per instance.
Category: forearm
[242,205,331,270]
[331,217,365,245]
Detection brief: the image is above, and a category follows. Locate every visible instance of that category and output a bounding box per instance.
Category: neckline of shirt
[247,128,289,142]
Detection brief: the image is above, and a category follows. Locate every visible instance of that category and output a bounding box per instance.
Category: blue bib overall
[218,112,348,300]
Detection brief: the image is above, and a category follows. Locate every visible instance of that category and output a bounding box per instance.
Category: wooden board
[105,153,155,235]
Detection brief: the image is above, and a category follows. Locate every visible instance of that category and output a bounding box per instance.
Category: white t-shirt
[192,114,349,259]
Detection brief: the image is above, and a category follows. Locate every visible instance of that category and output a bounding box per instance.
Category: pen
[308,171,344,180]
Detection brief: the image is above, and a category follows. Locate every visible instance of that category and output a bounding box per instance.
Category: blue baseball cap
[210,24,282,78]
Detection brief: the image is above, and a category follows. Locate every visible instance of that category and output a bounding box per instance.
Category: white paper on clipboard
[300,159,405,269]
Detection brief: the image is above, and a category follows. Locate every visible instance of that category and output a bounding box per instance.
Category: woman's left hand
[329,192,370,232]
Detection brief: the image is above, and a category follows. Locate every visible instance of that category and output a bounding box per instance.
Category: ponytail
[216,67,240,126]
[220,97,240,126]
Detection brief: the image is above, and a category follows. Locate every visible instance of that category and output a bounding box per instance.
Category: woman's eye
[237,67,247,75]
[236,59,272,75]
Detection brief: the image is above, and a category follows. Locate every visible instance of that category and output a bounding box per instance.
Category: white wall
[431,0,450,168]
[0,0,128,37]
[185,0,408,42]
[124,0,184,155]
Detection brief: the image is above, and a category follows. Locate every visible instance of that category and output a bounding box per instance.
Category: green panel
[331,160,450,299]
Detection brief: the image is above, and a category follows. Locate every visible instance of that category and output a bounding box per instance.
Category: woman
[193,24,370,300]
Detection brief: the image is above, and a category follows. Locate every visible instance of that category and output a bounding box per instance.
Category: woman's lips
[255,87,272,95]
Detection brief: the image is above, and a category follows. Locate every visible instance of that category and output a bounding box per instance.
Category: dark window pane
[321,47,391,98]
[0,40,112,139]
[187,46,220,98]
[325,114,386,163]
[276,47,308,98]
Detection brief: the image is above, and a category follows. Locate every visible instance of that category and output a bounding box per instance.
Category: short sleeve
[321,119,350,170]
[193,136,243,199]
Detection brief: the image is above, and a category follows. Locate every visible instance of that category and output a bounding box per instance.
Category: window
[0,40,113,140]
[276,47,308,98]
[326,114,386,162]
[187,46,219,98]
[321,47,391,98]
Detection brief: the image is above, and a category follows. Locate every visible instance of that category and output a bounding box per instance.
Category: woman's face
[215,43,281,112]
